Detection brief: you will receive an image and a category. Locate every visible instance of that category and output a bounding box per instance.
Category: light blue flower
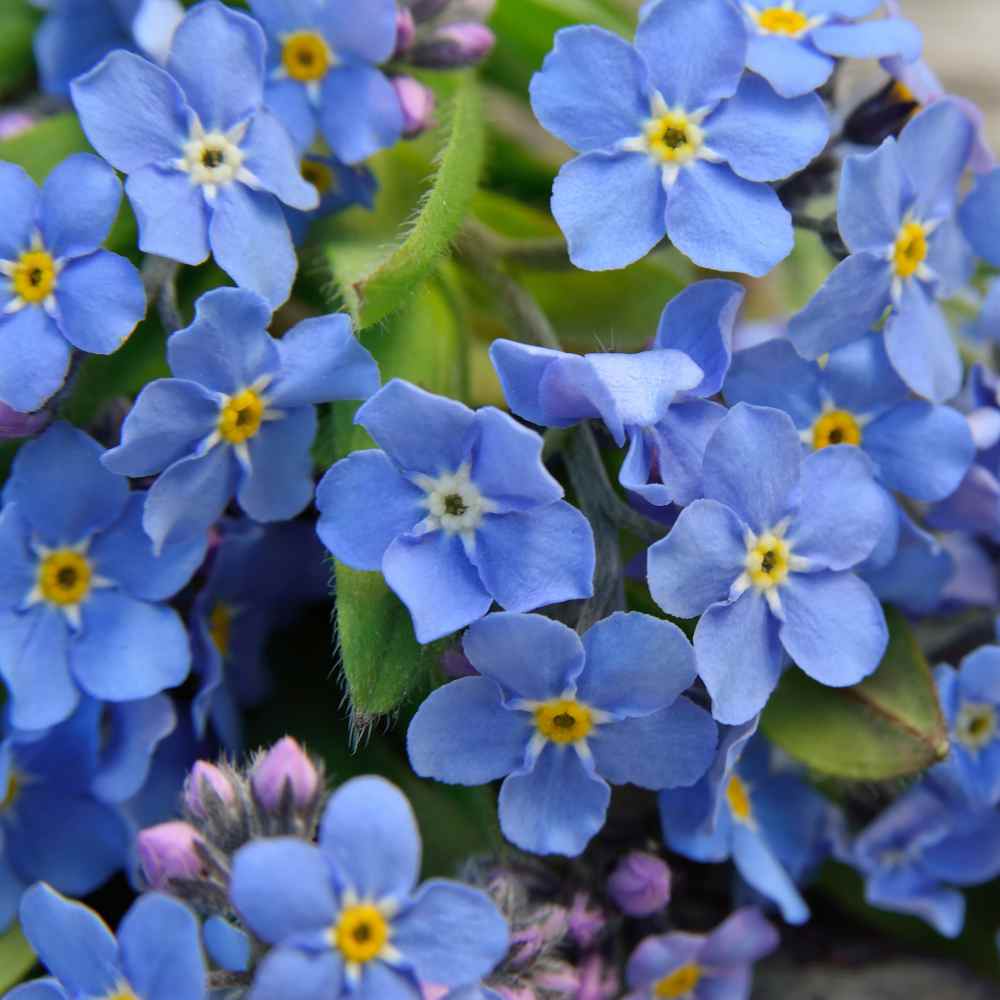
[0,155,146,413]
[959,164,1000,274]
[788,100,975,402]
[7,883,206,999]
[229,776,509,999]
[408,611,717,857]
[103,287,379,553]
[529,0,829,275]
[71,0,319,308]
[491,280,744,507]
[316,379,595,643]
[286,153,377,245]
[0,423,205,732]
[246,0,403,161]
[648,403,891,724]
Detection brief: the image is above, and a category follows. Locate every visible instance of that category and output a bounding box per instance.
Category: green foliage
[0,1,40,99]
[762,607,949,780]
[0,923,36,995]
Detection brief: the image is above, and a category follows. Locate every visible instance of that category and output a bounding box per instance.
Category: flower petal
[730,824,810,924]
[647,399,729,507]
[319,0,397,62]
[241,108,319,210]
[40,153,122,259]
[723,338,821,425]
[92,695,177,803]
[959,167,1000,267]
[811,17,922,61]
[700,907,779,966]
[745,34,833,99]
[262,78,317,151]
[0,162,38,260]
[0,307,73,413]
[126,165,211,265]
[318,64,403,164]
[838,138,910,254]
[246,948,343,1000]
[237,407,316,522]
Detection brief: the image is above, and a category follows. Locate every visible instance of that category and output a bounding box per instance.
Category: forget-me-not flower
[789,100,975,402]
[316,379,596,643]
[0,423,205,731]
[230,776,509,999]
[491,280,744,507]
[71,1,319,308]
[408,612,717,856]
[286,153,377,245]
[246,0,403,161]
[648,403,891,724]
[103,287,379,553]
[0,155,146,414]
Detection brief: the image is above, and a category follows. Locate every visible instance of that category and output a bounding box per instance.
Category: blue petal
[926,216,974,297]
[590,696,717,789]
[241,108,319,210]
[118,893,207,1000]
[166,1,264,131]
[471,502,595,612]
[202,917,250,973]
[529,26,649,152]
[407,676,533,784]
[246,948,342,1000]
[319,775,421,902]
[779,572,887,687]
[262,78,317,152]
[237,408,316,522]
[837,137,909,254]
[9,422,129,544]
[647,499,746,618]
[865,868,964,937]
[72,590,190,700]
[488,340,573,428]
[498,744,610,856]
[208,184,296,309]
[230,838,336,943]
[3,981,66,1000]
[0,307,73,413]
[959,168,1000,267]
[133,0,185,62]
[0,162,38,260]
[787,251,892,358]
[813,17,922,61]
[700,906,779,965]
[724,338,821,426]
[126,165,211,265]
[315,451,424,570]
[646,399,729,506]
[54,251,146,354]
[39,153,122,259]
[269,313,379,408]
[354,961,416,1000]
[71,51,189,172]
[731,825,810,924]
[92,695,176,803]
[959,646,1000,703]
[318,64,403,164]
[666,162,793,277]
[318,0,397,62]
[922,809,1000,885]
[552,151,665,271]
[745,34,833,99]
[695,591,784,725]
[0,504,35,607]
[704,75,829,182]
[884,281,962,402]
[577,612,696,715]
[382,531,493,643]
[822,332,908,412]
[801,0,880,13]
[462,612,585,702]
[19,884,120,997]
[634,0,746,109]
[625,934,703,988]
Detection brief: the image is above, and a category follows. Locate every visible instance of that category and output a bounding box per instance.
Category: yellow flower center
[645,111,702,165]
[654,963,703,998]
[811,409,862,450]
[892,220,928,279]
[101,986,139,1000]
[755,6,810,36]
[282,30,333,82]
[0,771,20,813]
[890,81,918,105]
[301,159,336,196]
[745,533,791,590]
[209,601,233,658]
[38,550,93,606]
[12,249,57,304]
[726,775,753,824]
[534,698,594,744]
[218,389,265,444]
[956,702,997,751]
[331,904,390,965]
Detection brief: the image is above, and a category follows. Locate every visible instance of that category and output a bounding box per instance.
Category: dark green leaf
[0,923,36,994]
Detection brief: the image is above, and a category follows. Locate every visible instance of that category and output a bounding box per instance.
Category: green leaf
[324,72,485,328]
[761,606,949,780]
[0,923,36,994]
[0,1,40,99]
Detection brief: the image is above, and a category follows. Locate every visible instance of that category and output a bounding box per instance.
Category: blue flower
[660,725,832,924]
[103,287,379,553]
[0,423,205,732]
[408,611,717,856]
[286,153,377,245]
[71,0,319,308]
[0,705,132,933]
[8,883,206,999]
[529,0,829,275]
[316,379,595,643]
[246,0,403,162]
[229,775,509,999]
[959,164,1000,275]
[35,0,183,96]
[648,403,891,724]
[625,906,778,999]
[491,280,744,507]
[724,333,975,502]
[788,100,975,402]
[0,155,146,413]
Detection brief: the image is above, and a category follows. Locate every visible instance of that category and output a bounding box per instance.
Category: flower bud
[0,111,36,141]
[395,8,416,54]
[607,851,672,917]
[567,892,604,948]
[137,821,204,889]
[251,737,319,811]
[392,76,436,138]
[410,22,495,68]
[0,403,49,440]
[184,761,235,818]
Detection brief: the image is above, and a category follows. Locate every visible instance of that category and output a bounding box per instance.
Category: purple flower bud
[567,892,605,949]
[392,76,436,137]
[0,111,36,141]
[395,8,416,54]
[607,851,672,917]
[137,821,204,889]
[184,761,235,818]
[410,22,495,68]
[0,402,49,440]
[251,736,319,811]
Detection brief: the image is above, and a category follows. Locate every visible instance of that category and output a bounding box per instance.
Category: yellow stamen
[644,111,702,165]
[534,698,594,744]
[726,774,753,824]
[209,602,233,658]
[12,250,57,304]
[301,160,336,196]
[218,389,265,444]
[0,772,19,813]
[745,533,791,590]
[331,904,389,965]
[101,986,139,1000]
[282,30,333,82]
[654,963,703,998]
[38,550,92,606]
[890,81,917,105]
[956,702,997,751]
[755,6,810,36]
[811,409,862,450]
[892,220,928,279]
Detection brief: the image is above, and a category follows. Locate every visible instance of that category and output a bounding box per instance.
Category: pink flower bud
[137,821,204,889]
[0,403,49,440]
[410,22,495,68]
[395,8,416,54]
[567,892,605,948]
[607,851,672,917]
[392,76,436,137]
[250,737,319,811]
[0,111,36,141]
[184,761,235,818]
